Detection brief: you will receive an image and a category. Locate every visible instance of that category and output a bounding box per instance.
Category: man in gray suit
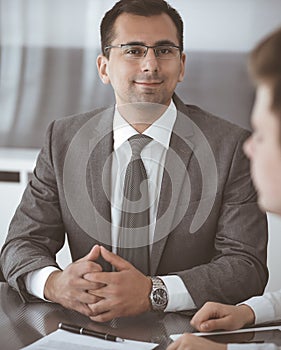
[1,0,268,322]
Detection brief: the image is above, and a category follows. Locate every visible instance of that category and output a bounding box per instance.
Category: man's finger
[191,302,224,329]
[77,245,101,263]
[198,319,225,332]
[199,316,237,332]
[88,299,114,322]
[77,291,103,305]
[90,311,115,323]
[82,271,116,285]
[100,246,130,271]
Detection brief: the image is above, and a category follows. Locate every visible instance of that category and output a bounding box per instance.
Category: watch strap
[149,276,168,311]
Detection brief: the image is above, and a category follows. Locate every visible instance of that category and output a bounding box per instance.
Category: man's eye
[124,47,143,55]
[159,48,171,54]
[156,47,173,56]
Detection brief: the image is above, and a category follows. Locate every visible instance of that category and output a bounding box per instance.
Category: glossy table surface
[0,282,194,350]
[2,282,281,350]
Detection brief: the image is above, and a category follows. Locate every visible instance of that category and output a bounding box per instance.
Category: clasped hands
[44,245,152,322]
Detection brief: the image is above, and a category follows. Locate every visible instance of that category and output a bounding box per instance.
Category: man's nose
[243,137,253,159]
[140,48,159,72]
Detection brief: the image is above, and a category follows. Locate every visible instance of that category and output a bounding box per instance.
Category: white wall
[2,0,281,51]
[172,0,281,52]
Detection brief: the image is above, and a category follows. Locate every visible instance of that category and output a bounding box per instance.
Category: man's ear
[96,54,110,84]
[178,52,186,83]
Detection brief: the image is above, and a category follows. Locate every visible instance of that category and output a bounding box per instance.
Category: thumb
[100,246,130,271]
[191,302,228,331]
[198,318,229,332]
[78,245,101,262]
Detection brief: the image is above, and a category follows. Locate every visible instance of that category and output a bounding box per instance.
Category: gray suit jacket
[1,94,268,308]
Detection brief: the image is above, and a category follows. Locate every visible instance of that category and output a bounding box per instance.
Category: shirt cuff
[161,275,196,312]
[241,295,275,325]
[24,266,60,301]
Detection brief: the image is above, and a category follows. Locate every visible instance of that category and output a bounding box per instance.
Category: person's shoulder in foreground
[167,26,281,350]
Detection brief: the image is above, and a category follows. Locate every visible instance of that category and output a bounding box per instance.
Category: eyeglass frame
[104,43,182,60]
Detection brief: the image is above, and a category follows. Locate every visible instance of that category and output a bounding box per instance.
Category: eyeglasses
[104,44,181,60]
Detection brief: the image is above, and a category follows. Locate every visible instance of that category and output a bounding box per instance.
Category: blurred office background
[1,0,281,290]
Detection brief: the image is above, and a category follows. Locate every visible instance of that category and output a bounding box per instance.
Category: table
[0,282,194,350]
[2,282,281,350]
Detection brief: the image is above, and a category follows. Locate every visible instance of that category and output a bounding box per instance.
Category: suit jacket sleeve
[175,130,268,308]
[0,121,65,301]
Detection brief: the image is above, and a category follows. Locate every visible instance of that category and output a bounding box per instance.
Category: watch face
[153,288,168,306]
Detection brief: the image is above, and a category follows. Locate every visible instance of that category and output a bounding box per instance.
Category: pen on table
[58,322,124,342]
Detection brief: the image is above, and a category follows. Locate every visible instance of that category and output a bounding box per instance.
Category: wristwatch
[149,276,168,311]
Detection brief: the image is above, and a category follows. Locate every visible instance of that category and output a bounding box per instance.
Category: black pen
[58,322,124,342]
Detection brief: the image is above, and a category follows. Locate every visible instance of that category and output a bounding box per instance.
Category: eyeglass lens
[121,45,180,59]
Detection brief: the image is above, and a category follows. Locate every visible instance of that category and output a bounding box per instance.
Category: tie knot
[129,134,152,158]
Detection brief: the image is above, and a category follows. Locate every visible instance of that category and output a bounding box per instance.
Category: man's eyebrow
[123,41,146,46]
[123,40,179,46]
[154,40,179,46]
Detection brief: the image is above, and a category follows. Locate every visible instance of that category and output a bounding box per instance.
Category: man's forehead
[112,12,179,44]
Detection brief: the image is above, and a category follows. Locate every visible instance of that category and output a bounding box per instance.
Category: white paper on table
[170,325,281,341]
[21,329,158,350]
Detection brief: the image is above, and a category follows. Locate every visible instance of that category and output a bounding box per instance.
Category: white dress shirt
[25,101,196,311]
[227,290,281,350]
[243,290,281,325]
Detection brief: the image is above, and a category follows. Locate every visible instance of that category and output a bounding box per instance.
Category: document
[170,325,281,341]
[21,329,158,350]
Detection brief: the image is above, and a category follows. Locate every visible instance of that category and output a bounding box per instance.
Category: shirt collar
[113,100,177,151]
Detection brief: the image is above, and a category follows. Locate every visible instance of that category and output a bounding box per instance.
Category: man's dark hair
[249,27,281,140]
[100,0,184,58]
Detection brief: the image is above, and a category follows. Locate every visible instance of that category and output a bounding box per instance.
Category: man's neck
[117,102,170,133]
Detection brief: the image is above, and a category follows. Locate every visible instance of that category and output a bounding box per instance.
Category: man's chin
[257,194,274,214]
[259,197,281,216]
[257,199,266,213]
[132,94,169,106]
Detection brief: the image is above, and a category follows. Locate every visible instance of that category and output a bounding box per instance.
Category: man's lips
[134,80,163,86]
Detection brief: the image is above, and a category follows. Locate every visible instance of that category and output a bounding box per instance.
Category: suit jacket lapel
[150,95,195,275]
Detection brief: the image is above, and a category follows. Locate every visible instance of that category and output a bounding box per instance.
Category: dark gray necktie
[117,134,152,275]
